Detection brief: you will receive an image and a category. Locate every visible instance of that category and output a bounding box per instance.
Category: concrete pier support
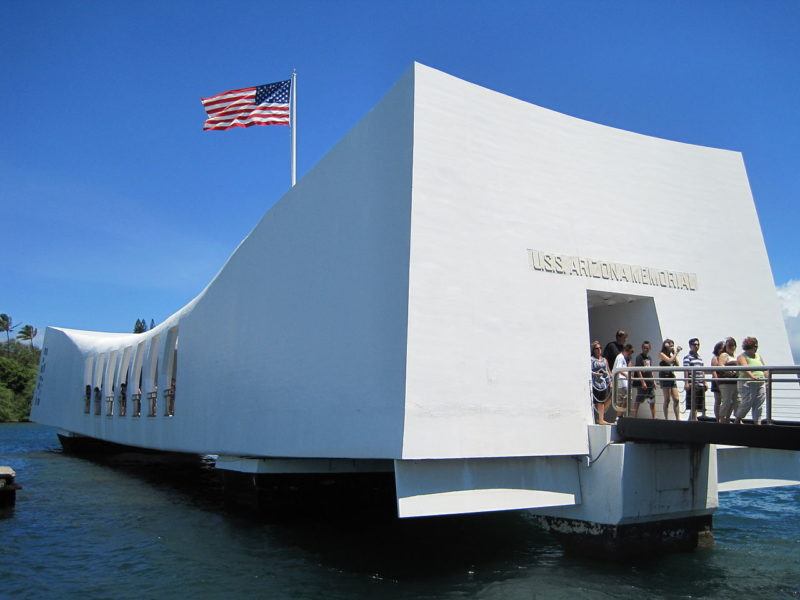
[536,514,713,556]
[531,425,718,554]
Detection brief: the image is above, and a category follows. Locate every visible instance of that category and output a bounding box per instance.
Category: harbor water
[1,423,798,599]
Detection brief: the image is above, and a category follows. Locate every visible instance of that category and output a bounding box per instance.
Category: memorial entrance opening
[586,290,663,352]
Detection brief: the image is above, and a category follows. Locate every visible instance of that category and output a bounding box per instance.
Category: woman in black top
[659,339,681,420]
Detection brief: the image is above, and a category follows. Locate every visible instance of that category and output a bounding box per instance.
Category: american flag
[201,79,291,131]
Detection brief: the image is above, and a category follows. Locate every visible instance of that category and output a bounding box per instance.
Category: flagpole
[290,70,297,187]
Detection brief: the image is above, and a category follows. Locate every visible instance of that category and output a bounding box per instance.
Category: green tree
[0,357,33,394]
[0,313,17,353]
[5,340,40,370]
[0,384,19,422]
[0,382,31,422]
[150,318,155,330]
[134,319,145,333]
[0,353,36,422]
[17,324,38,347]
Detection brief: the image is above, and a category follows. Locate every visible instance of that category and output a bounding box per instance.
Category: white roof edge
[413,61,743,156]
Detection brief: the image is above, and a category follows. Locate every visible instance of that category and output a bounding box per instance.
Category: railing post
[626,380,631,417]
[611,371,616,417]
[616,370,628,419]
[690,369,697,422]
[766,369,773,424]
[612,370,625,420]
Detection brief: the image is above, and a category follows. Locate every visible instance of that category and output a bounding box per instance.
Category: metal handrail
[610,364,800,423]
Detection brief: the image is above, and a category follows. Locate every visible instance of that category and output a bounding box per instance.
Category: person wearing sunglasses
[659,339,682,419]
[682,338,707,418]
[612,343,635,419]
[735,336,767,424]
[633,341,656,418]
[717,337,740,422]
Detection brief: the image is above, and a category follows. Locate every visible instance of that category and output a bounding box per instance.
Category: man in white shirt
[612,343,635,419]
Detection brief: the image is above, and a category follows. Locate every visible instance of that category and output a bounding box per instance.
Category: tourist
[735,337,767,425]
[590,341,613,425]
[119,381,128,417]
[603,330,627,373]
[633,341,656,418]
[659,339,682,419]
[612,343,635,418]
[683,338,707,418]
[710,340,724,420]
[717,337,740,422]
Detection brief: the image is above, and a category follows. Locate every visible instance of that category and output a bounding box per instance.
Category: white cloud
[776,280,800,364]
[777,280,800,318]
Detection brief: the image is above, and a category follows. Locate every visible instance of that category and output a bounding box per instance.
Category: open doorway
[587,291,663,350]
[587,290,664,420]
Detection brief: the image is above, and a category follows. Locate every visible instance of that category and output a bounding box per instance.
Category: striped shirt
[683,351,705,385]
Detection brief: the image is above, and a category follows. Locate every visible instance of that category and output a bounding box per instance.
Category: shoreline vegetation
[1,313,39,422]
[0,341,40,423]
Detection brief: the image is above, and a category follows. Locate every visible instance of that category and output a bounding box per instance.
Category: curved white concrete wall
[32,68,415,457]
[402,65,793,460]
[31,64,793,461]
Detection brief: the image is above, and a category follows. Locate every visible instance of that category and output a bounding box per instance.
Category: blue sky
[1,1,798,357]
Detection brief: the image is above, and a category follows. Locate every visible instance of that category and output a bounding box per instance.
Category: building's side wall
[31,328,84,430]
[402,64,793,460]
[32,69,415,458]
[170,69,415,458]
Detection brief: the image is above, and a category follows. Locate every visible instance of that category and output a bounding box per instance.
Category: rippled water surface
[2,424,799,599]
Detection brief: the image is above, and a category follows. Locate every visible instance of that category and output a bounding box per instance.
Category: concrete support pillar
[531,425,718,554]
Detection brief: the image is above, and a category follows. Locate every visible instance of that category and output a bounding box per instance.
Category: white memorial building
[31,64,799,546]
